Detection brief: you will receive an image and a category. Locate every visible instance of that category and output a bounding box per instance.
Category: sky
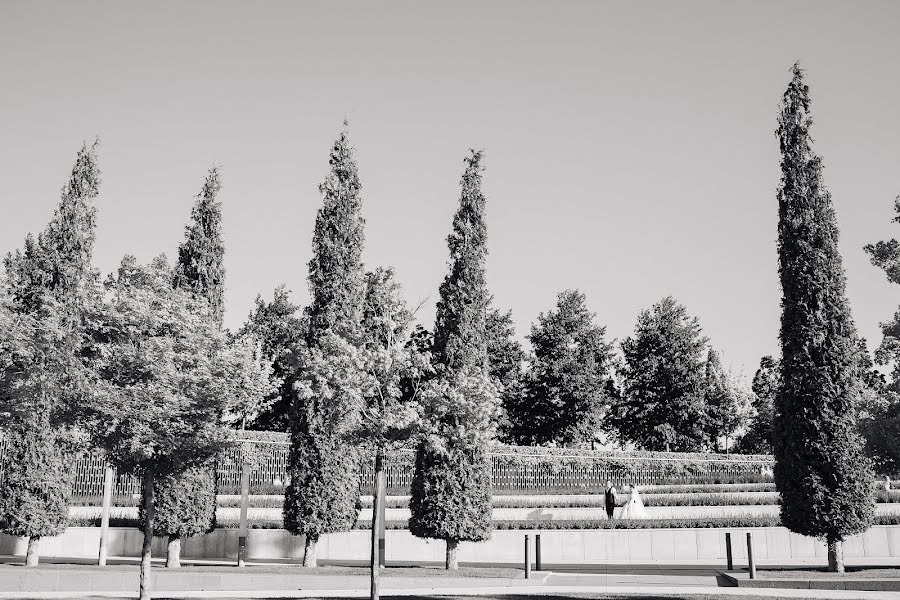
[1,0,899,377]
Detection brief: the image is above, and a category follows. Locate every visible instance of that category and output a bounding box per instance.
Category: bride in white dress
[618,483,648,519]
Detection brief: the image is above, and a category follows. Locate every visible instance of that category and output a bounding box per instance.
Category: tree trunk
[370,449,385,600]
[140,469,155,600]
[445,539,458,570]
[25,536,40,566]
[99,464,114,566]
[166,535,181,568]
[827,539,845,573]
[303,535,318,567]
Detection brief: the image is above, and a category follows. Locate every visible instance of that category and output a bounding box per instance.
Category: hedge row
[66,514,900,531]
[69,489,900,509]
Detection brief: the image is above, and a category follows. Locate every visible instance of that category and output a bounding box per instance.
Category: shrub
[138,464,217,540]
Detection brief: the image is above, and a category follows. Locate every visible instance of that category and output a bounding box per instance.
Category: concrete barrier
[3,525,900,565]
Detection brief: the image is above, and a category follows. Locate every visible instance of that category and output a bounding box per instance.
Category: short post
[746,532,756,579]
[98,465,114,566]
[377,477,386,567]
[725,532,733,571]
[535,534,542,571]
[524,535,531,579]
[237,460,251,567]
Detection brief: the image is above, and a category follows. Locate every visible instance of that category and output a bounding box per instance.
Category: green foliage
[305,125,366,343]
[222,333,278,430]
[239,286,306,431]
[513,290,614,447]
[4,140,101,316]
[66,513,900,531]
[80,255,233,476]
[0,418,71,539]
[138,463,216,538]
[431,150,490,373]
[860,399,900,474]
[173,167,225,326]
[486,308,527,443]
[409,367,499,542]
[411,151,498,549]
[773,64,874,544]
[284,334,365,538]
[0,142,100,553]
[285,126,368,550]
[154,167,235,545]
[738,356,780,454]
[614,296,709,451]
[702,349,751,452]
[355,267,427,450]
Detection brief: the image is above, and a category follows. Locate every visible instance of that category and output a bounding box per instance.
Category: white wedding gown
[619,487,648,519]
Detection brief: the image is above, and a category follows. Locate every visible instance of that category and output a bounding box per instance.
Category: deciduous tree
[486,308,527,444]
[614,296,708,451]
[355,267,428,600]
[702,349,751,453]
[80,256,234,600]
[238,286,306,431]
[737,355,780,454]
[514,290,614,447]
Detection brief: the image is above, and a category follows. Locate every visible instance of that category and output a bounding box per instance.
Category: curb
[722,572,900,592]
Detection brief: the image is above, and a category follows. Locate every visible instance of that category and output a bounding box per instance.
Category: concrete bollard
[725,532,733,571]
[524,535,531,579]
[535,534,542,571]
[746,532,756,579]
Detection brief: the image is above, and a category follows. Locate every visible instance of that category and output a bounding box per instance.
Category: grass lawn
[757,566,900,579]
[143,595,873,600]
[56,597,867,600]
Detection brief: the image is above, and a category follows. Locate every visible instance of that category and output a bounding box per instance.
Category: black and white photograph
[1,2,899,599]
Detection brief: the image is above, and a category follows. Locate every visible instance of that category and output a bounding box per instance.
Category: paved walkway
[1,559,900,599]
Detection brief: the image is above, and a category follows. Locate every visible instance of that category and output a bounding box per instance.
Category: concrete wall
[3,525,900,565]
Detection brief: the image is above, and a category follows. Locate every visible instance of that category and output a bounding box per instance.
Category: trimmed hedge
[66,513,900,531]
[70,489,900,510]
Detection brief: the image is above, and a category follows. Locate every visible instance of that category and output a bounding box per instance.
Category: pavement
[1,558,900,599]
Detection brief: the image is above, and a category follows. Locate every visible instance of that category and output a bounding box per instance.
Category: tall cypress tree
[0,141,100,565]
[174,166,225,325]
[773,64,873,572]
[143,167,224,568]
[284,125,367,566]
[305,124,366,343]
[409,150,499,570]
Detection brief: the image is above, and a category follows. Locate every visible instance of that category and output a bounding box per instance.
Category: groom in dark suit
[604,480,617,520]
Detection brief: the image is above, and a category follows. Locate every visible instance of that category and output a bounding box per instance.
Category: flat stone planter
[3,525,900,565]
[723,571,900,592]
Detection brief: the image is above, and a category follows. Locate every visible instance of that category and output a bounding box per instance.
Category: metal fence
[0,435,774,497]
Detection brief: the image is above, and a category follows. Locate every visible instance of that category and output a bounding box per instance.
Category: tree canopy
[513,290,614,447]
[614,295,708,451]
